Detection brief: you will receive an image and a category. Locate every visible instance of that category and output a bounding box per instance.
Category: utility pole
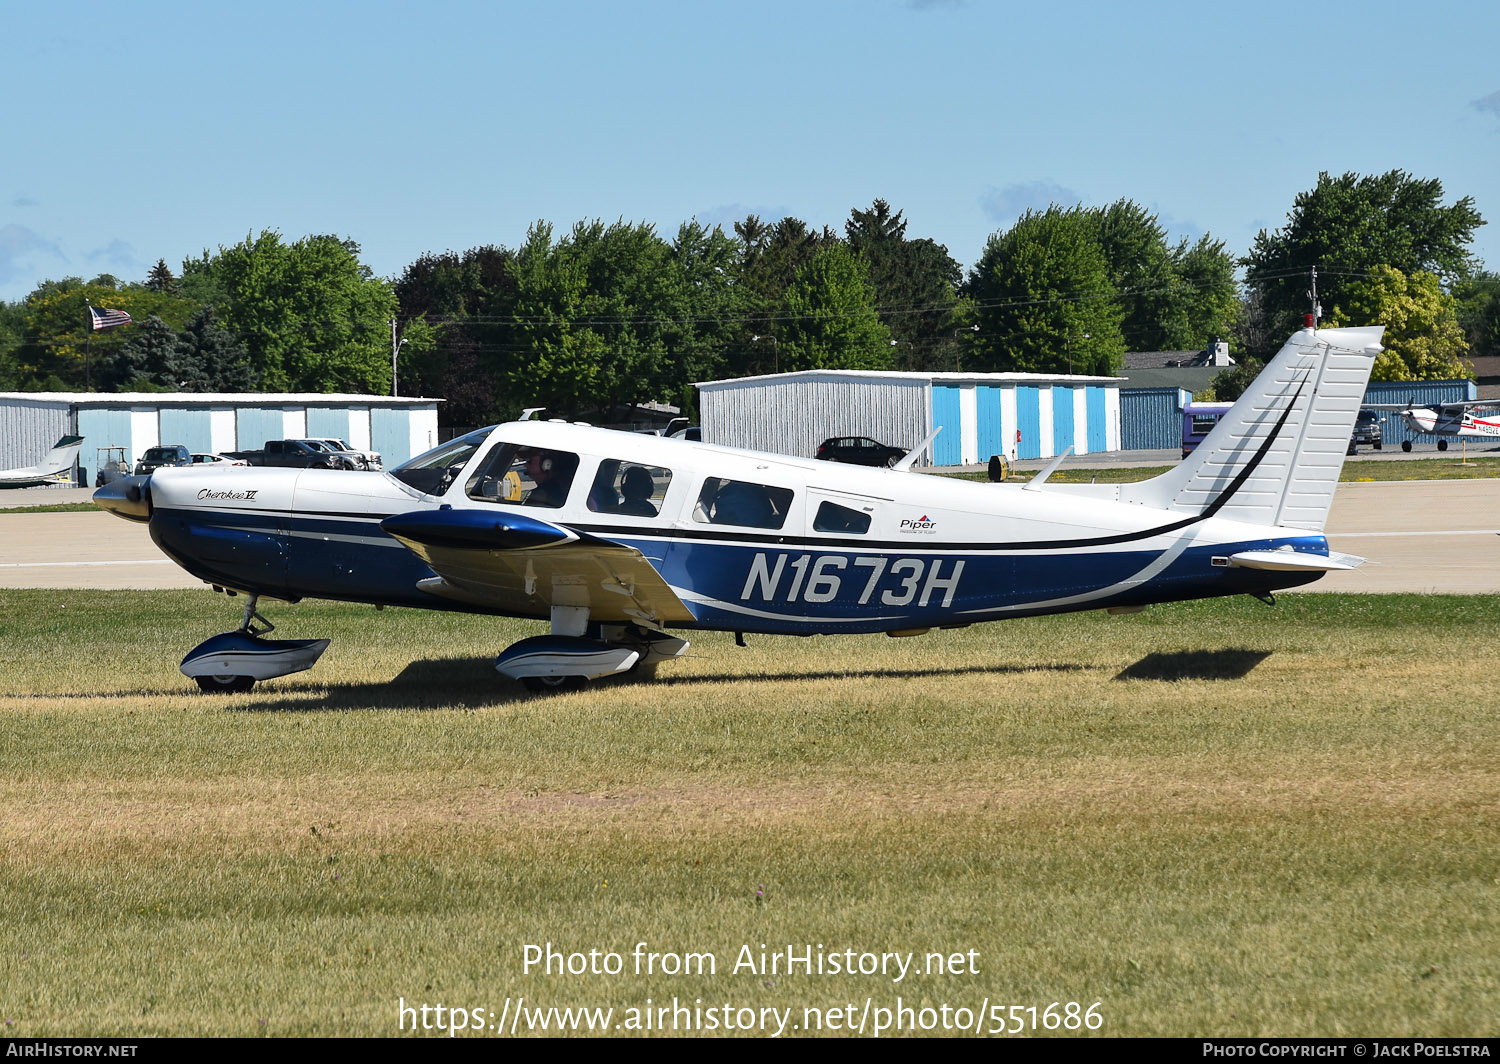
[1309,266,1321,327]
[390,319,403,397]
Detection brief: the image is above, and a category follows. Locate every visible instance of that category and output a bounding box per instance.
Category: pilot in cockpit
[519,449,576,508]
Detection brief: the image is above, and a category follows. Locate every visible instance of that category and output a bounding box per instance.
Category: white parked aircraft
[94,326,1385,694]
[1364,397,1500,451]
[0,435,84,489]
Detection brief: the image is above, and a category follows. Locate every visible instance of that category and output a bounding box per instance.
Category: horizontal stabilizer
[1227,548,1364,572]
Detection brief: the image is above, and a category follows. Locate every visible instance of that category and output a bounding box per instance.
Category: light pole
[390,318,407,397]
[751,334,779,374]
[952,324,978,372]
[1065,331,1090,375]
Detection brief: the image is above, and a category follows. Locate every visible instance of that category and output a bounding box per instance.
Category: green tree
[11,276,195,390]
[1455,272,1500,363]
[1081,200,1239,353]
[1242,170,1485,346]
[145,259,178,294]
[845,199,963,371]
[966,207,1125,375]
[395,245,518,424]
[171,307,259,391]
[1325,266,1470,381]
[778,244,892,371]
[189,231,396,392]
[1171,234,1241,349]
[104,314,179,390]
[728,215,839,375]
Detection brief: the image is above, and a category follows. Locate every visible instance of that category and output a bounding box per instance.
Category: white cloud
[979,180,1081,226]
[0,223,66,288]
[84,238,145,281]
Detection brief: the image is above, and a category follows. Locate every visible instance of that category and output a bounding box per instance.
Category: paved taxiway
[0,479,1494,593]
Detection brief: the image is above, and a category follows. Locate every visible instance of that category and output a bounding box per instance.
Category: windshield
[389,426,495,495]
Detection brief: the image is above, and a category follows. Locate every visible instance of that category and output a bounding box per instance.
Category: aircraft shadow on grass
[1113,648,1271,682]
[239,659,1091,713]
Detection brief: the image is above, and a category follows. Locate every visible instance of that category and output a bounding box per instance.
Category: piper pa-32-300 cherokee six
[94,324,1384,694]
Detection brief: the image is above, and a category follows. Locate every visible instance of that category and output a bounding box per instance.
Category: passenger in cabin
[616,466,658,517]
[520,449,575,508]
[711,481,774,526]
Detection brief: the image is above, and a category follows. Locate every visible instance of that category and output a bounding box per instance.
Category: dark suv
[1348,409,1382,454]
[816,436,907,467]
[134,444,191,474]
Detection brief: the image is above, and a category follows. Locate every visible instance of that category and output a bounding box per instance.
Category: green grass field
[1,590,1496,1037]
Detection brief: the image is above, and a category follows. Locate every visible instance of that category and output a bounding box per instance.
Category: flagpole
[85,305,93,392]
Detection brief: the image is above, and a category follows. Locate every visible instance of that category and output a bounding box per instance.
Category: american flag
[88,305,132,331]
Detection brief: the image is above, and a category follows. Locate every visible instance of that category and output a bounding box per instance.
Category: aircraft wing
[1438,398,1500,414]
[1362,399,1497,412]
[381,509,696,627]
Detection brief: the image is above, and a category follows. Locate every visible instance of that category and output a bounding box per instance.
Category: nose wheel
[521,674,587,695]
[195,674,256,693]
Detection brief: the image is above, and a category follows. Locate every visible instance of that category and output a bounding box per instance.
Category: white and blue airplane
[94,325,1384,694]
[1362,396,1500,452]
[0,435,84,489]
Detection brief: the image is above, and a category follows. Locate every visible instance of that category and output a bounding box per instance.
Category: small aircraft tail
[1120,326,1384,532]
[37,435,86,475]
[0,434,85,486]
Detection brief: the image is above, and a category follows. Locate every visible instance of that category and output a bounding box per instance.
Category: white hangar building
[696,369,1123,466]
[0,392,441,485]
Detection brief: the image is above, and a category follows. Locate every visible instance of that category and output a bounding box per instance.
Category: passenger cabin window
[464,443,580,508]
[813,500,872,534]
[587,461,672,518]
[694,477,794,530]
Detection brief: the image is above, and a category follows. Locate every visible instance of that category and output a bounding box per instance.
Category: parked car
[225,440,352,469]
[1348,408,1383,454]
[298,437,382,470]
[189,452,250,467]
[815,436,907,467]
[669,425,701,441]
[134,444,191,475]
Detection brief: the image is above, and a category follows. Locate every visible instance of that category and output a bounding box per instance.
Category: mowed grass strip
[0,590,1496,1037]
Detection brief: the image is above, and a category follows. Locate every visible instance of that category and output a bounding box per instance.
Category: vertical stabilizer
[1120,327,1383,532]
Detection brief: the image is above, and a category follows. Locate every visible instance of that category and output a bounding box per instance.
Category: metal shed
[1120,387,1193,450]
[0,392,441,485]
[696,369,1122,466]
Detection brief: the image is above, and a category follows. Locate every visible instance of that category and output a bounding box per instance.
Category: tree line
[0,170,1492,425]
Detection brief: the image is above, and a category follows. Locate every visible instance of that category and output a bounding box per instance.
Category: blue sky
[3,0,1497,303]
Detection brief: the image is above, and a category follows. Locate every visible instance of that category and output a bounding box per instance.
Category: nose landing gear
[179,594,330,694]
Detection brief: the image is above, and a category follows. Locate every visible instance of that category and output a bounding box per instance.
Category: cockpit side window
[693,477,794,529]
[587,461,672,518]
[464,443,580,508]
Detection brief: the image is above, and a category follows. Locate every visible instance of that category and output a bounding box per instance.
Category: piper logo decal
[899,514,937,534]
